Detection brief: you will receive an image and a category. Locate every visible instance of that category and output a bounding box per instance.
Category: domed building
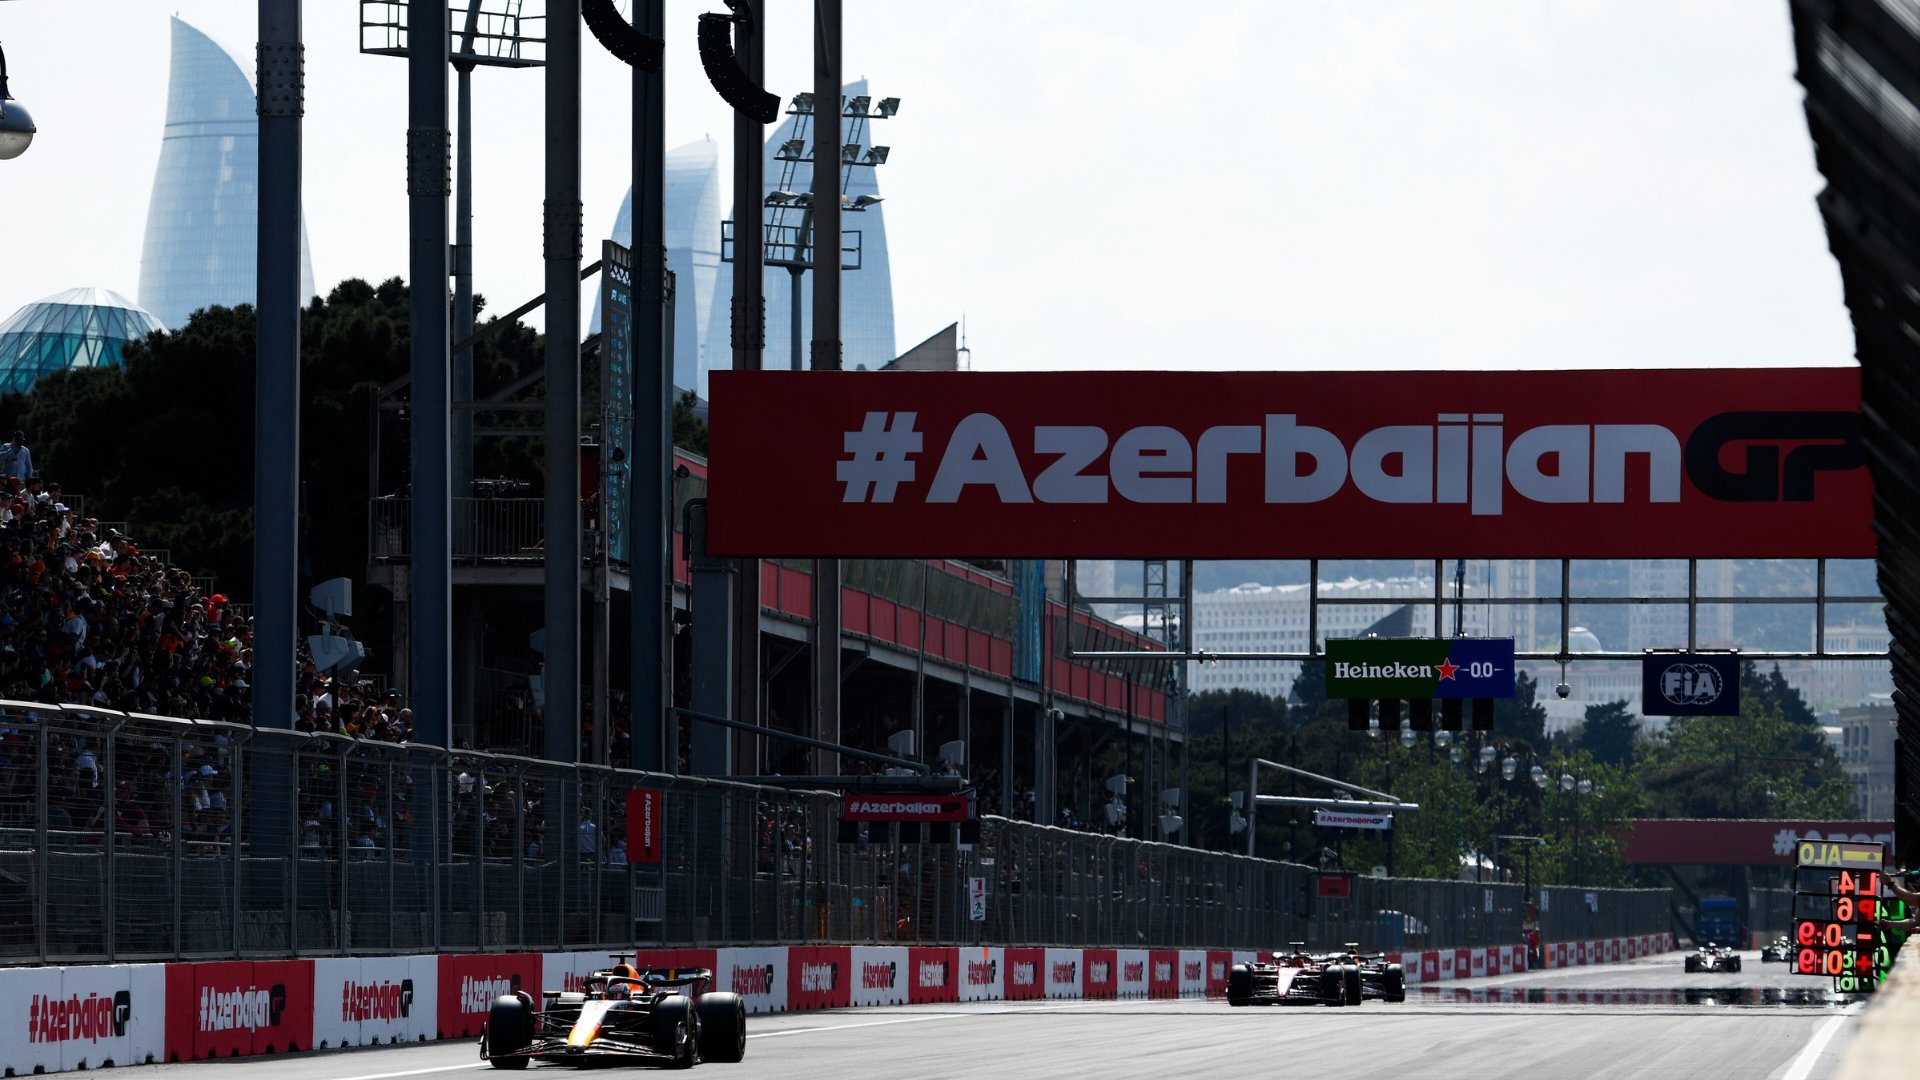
[0,288,165,395]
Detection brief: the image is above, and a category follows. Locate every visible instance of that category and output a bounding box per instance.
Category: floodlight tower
[761,92,896,369]
[361,2,545,529]
[359,3,543,749]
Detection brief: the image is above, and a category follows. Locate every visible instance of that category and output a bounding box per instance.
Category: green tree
[1494,670,1549,747]
[672,389,707,454]
[3,279,549,655]
[1530,750,1644,887]
[1637,662,1852,819]
[1569,700,1640,767]
[1340,741,1505,879]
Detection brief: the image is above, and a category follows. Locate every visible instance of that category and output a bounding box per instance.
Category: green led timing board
[1792,841,1898,992]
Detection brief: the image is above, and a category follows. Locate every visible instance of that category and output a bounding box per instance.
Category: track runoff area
[118,953,1862,1080]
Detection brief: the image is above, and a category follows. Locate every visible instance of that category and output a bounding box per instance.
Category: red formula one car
[1227,943,1369,1007]
[1317,943,1408,1003]
[481,961,746,1070]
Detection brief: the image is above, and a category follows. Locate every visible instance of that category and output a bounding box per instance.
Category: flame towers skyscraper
[139,16,315,330]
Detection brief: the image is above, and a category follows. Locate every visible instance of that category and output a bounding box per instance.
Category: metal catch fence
[0,701,1670,962]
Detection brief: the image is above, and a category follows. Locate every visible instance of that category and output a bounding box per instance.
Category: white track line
[1780,1002,1863,1080]
[320,999,1164,1077]
[750,996,1160,1038]
[326,1065,478,1080]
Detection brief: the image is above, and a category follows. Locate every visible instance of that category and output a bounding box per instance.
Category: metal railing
[371,496,547,563]
[0,701,1671,963]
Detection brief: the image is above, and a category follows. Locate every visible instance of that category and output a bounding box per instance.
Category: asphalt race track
[122,952,1861,1080]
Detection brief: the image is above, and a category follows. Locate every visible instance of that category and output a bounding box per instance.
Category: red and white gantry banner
[707,369,1872,559]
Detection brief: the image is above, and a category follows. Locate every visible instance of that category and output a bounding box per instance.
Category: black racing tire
[696,991,747,1063]
[1341,965,1363,1007]
[1727,958,1742,973]
[1227,964,1253,1007]
[1321,968,1348,1006]
[485,995,532,1070]
[651,995,697,1069]
[1381,964,1406,1003]
[1685,957,1701,973]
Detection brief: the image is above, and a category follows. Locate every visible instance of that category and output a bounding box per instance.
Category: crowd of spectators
[0,453,412,740]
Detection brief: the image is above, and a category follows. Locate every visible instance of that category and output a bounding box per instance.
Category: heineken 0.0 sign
[1325,638,1516,700]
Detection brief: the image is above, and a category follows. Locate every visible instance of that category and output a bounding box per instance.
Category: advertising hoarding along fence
[705,368,1873,559]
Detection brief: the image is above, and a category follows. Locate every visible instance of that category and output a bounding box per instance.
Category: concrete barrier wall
[1837,942,1920,1080]
[5,936,1670,1076]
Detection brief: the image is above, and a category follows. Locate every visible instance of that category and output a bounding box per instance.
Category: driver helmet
[605,981,632,1000]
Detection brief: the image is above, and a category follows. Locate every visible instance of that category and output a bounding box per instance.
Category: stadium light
[864,145,890,165]
[841,142,861,163]
[777,137,807,160]
[876,96,900,117]
[765,189,802,206]
[844,94,870,115]
[0,41,36,161]
[790,91,815,114]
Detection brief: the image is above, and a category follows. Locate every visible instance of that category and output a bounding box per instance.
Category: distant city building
[1627,559,1734,650]
[1184,562,1539,700]
[0,288,165,394]
[1832,703,1896,817]
[704,79,895,393]
[591,139,723,394]
[138,16,314,330]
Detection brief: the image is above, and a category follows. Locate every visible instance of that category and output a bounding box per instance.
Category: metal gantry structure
[1067,557,1890,665]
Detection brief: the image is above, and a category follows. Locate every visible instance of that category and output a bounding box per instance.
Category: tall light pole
[544,0,583,767]
[361,4,544,747]
[0,41,36,160]
[253,2,302,744]
[408,0,454,751]
[698,0,778,770]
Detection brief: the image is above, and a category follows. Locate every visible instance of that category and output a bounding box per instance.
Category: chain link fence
[0,702,1670,962]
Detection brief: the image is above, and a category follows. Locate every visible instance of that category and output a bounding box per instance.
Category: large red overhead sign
[1620,819,1894,865]
[707,368,1871,558]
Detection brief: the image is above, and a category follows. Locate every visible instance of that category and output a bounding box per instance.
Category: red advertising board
[1315,872,1354,899]
[1206,951,1232,997]
[436,954,541,1039]
[1620,819,1894,866]
[1083,948,1117,999]
[627,788,662,864]
[1147,950,1179,999]
[1003,948,1045,1001]
[786,946,852,1011]
[164,960,315,1061]
[907,947,959,1005]
[631,948,717,977]
[708,369,1872,558]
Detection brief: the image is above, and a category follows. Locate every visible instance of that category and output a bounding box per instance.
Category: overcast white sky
[0,0,1855,372]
